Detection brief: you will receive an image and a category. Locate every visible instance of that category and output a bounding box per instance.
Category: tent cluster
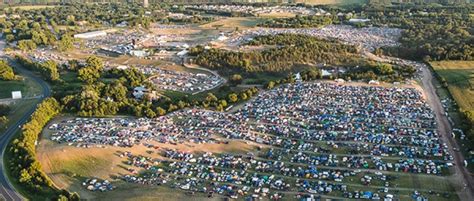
[228,25,401,51]
[48,82,451,200]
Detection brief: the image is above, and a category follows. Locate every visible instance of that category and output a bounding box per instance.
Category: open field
[0,77,41,99]
[9,5,57,10]
[430,61,474,111]
[200,17,266,30]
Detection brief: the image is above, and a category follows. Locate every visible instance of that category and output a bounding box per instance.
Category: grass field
[0,77,41,99]
[200,17,266,30]
[0,75,43,133]
[9,5,57,10]
[430,61,474,111]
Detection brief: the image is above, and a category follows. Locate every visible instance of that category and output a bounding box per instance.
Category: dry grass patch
[200,17,265,30]
[430,60,474,111]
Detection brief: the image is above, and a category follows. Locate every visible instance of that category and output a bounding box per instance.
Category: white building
[74,31,107,39]
[348,18,371,23]
[11,91,22,99]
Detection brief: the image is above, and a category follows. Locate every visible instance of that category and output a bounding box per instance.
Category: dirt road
[364,51,474,200]
[421,66,474,201]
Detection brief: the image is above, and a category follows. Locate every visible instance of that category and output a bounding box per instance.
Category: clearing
[430,61,474,111]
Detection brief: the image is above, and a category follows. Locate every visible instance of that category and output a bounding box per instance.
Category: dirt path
[420,66,474,201]
[364,51,474,200]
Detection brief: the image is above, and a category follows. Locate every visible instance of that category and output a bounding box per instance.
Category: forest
[366,5,473,61]
[258,15,338,28]
[189,34,359,75]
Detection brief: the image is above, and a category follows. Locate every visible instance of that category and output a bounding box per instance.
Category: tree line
[15,55,60,81]
[0,104,10,128]
[42,55,260,118]
[258,15,337,28]
[8,97,80,200]
[0,60,17,81]
[365,5,473,61]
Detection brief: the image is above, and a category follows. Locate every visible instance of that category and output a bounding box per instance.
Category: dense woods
[8,97,79,200]
[190,33,413,82]
[258,15,337,28]
[0,3,162,48]
[366,6,473,61]
[189,34,359,75]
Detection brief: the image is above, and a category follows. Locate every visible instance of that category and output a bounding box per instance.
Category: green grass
[52,71,83,98]
[0,77,41,99]
[51,155,110,177]
[430,61,474,111]
[0,75,43,133]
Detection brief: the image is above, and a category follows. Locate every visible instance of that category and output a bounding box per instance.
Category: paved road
[0,57,51,201]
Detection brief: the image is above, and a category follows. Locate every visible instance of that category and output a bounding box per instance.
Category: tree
[144,108,156,118]
[168,104,178,112]
[17,40,37,52]
[0,104,11,116]
[58,34,74,52]
[267,81,275,89]
[177,100,187,109]
[375,63,394,75]
[156,107,166,116]
[41,60,60,81]
[219,99,228,108]
[230,74,243,85]
[205,93,218,103]
[239,92,248,100]
[67,60,80,71]
[78,56,104,84]
[19,169,32,183]
[0,60,16,80]
[228,93,238,103]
